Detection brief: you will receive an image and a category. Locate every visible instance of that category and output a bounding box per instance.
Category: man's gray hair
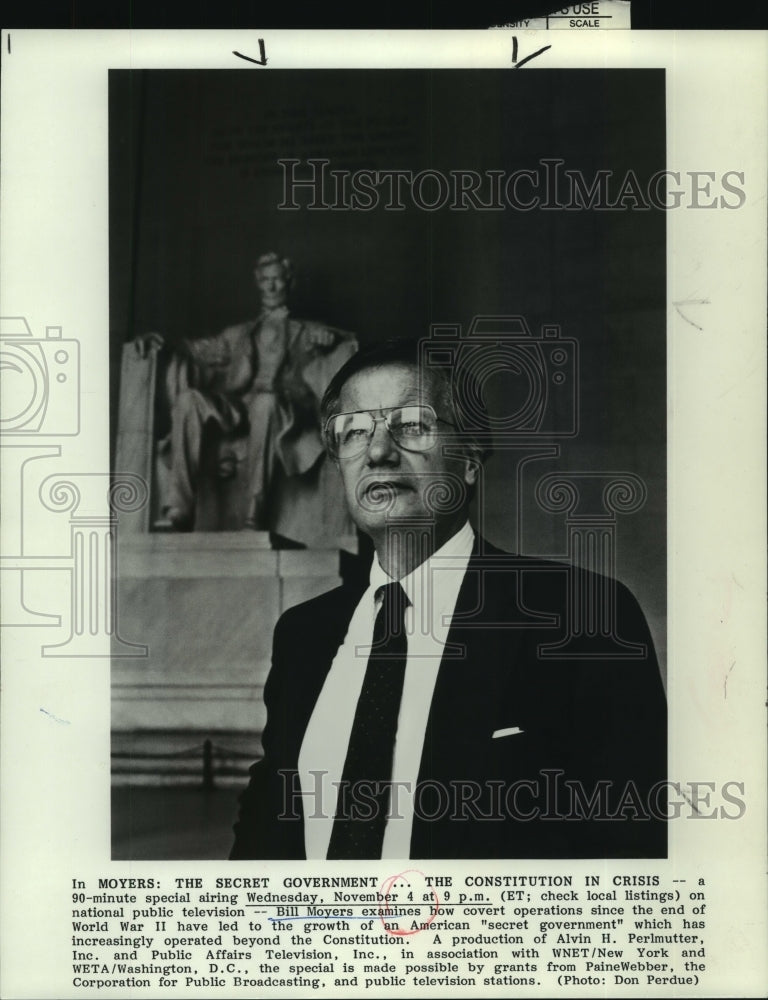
[320,337,492,463]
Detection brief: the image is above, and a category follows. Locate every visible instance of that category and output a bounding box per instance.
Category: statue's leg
[242,391,276,529]
[166,388,231,529]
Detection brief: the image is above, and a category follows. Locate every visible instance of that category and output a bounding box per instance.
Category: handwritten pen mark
[677,785,700,816]
[40,707,70,725]
[672,297,710,330]
[511,37,552,69]
[271,914,380,922]
[723,661,736,700]
[516,45,552,69]
[233,39,267,66]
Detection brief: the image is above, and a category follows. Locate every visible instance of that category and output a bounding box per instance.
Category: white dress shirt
[298,521,475,859]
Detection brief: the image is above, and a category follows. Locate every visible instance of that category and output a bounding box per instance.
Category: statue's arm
[182,330,233,372]
[289,322,358,406]
[130,330,221,372]
[131,331,165,357]
[304,322,357,353]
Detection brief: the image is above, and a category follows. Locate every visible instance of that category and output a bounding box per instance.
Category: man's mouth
[363,479,410,495]
[357,480,414,510]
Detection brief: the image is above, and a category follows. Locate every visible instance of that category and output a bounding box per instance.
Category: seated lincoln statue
[133,252,357,543]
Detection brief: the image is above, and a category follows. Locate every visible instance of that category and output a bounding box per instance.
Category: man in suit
[230,337,667,860]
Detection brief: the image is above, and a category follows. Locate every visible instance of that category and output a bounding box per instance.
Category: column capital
[535,471,646,520]
[39,472,149,521]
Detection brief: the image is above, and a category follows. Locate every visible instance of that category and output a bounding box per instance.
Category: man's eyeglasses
[324,405,454,460]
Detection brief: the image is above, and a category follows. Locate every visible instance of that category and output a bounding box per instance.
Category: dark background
[109,71,666,345]
[5,1,767,28]
[109,68,667,667]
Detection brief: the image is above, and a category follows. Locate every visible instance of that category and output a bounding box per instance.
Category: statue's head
[253,252,293,310]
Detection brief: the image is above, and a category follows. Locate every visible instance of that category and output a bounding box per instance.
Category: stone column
[40,473,149,657]
[0,444,62,626]
[535,472,648,659]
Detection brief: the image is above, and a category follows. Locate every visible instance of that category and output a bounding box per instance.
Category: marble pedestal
[112,531,351,784]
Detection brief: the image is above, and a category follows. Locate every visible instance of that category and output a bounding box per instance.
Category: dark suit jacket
[230,538,666,859]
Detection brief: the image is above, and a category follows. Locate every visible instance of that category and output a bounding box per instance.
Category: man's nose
[365,419,399,465]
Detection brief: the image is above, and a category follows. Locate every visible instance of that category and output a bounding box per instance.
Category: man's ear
[462,447,482,486]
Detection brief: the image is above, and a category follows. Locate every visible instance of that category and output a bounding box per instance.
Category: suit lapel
[293,582,365,732]
[412,539,528,856]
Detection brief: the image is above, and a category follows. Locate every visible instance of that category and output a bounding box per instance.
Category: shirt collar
[368,520,475,609]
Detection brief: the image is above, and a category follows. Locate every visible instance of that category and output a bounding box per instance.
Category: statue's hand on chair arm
[132,331,166,358]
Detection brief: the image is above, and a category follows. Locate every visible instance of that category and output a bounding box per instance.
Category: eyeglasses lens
[328,406,438,457]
